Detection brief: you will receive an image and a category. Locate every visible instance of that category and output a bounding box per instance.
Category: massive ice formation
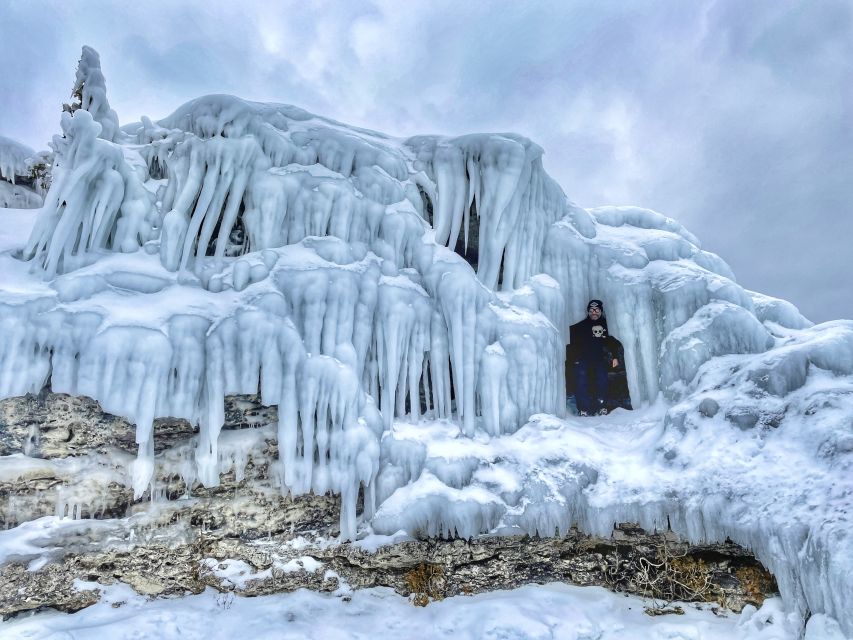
[1,48,852,635]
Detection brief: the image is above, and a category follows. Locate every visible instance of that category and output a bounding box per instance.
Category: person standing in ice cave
[566,300,632,416]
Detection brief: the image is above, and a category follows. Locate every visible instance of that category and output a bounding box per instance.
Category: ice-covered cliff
[1,48,851,637]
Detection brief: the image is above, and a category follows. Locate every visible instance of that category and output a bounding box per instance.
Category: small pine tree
[61,83,83,115]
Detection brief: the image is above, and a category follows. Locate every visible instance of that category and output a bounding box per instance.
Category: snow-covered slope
[1,49,851,636]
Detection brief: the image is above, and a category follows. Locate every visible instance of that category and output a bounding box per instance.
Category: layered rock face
[0,392,776,619]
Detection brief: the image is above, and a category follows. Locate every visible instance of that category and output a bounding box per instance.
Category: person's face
[588,307,602,321]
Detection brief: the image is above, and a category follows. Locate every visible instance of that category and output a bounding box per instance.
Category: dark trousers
[573,359,608,413]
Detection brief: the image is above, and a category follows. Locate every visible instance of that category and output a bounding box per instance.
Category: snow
[0,581,806,640]
[1,47,852,637]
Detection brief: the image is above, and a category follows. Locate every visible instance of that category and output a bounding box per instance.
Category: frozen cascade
[2,51,851,634]
[374,272,432,429]
[23,110,156,277]
[159,135,269,271]
[405,134,586,291]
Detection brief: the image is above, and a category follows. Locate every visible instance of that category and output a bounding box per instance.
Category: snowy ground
[1,581,823,640]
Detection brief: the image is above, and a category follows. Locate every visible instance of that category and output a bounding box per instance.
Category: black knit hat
[587,299,604,312]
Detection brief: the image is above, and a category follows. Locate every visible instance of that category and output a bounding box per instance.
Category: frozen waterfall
[2,49,852,637]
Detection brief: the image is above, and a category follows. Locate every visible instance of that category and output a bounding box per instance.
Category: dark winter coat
[567,316,610,364]
[566,320,632,410]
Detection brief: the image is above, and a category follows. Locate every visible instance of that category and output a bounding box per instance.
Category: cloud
[0,0,850,321]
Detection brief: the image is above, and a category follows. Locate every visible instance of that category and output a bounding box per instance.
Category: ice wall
[7,85,797,525]
[3,50,834,555]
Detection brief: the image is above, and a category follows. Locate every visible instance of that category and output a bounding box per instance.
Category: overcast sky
[1,0,850,322]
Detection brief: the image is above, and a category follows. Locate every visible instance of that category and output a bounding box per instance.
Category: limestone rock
[0,392,778,620]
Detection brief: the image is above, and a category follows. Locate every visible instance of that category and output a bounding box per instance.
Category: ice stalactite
[289,354,381,538]
[481,300,565,432]
[166,270,383,539]
[0,304,173,494]
[23,110,156,277]
[417,249,490,435]
[374,272,432,429]
[159,135,268,271]
[154,113,418,277]
[479,343,510,436]
[406,134,574,292]
[77,327,172,493]
[272,242,380,368]
[248,170,351,249]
